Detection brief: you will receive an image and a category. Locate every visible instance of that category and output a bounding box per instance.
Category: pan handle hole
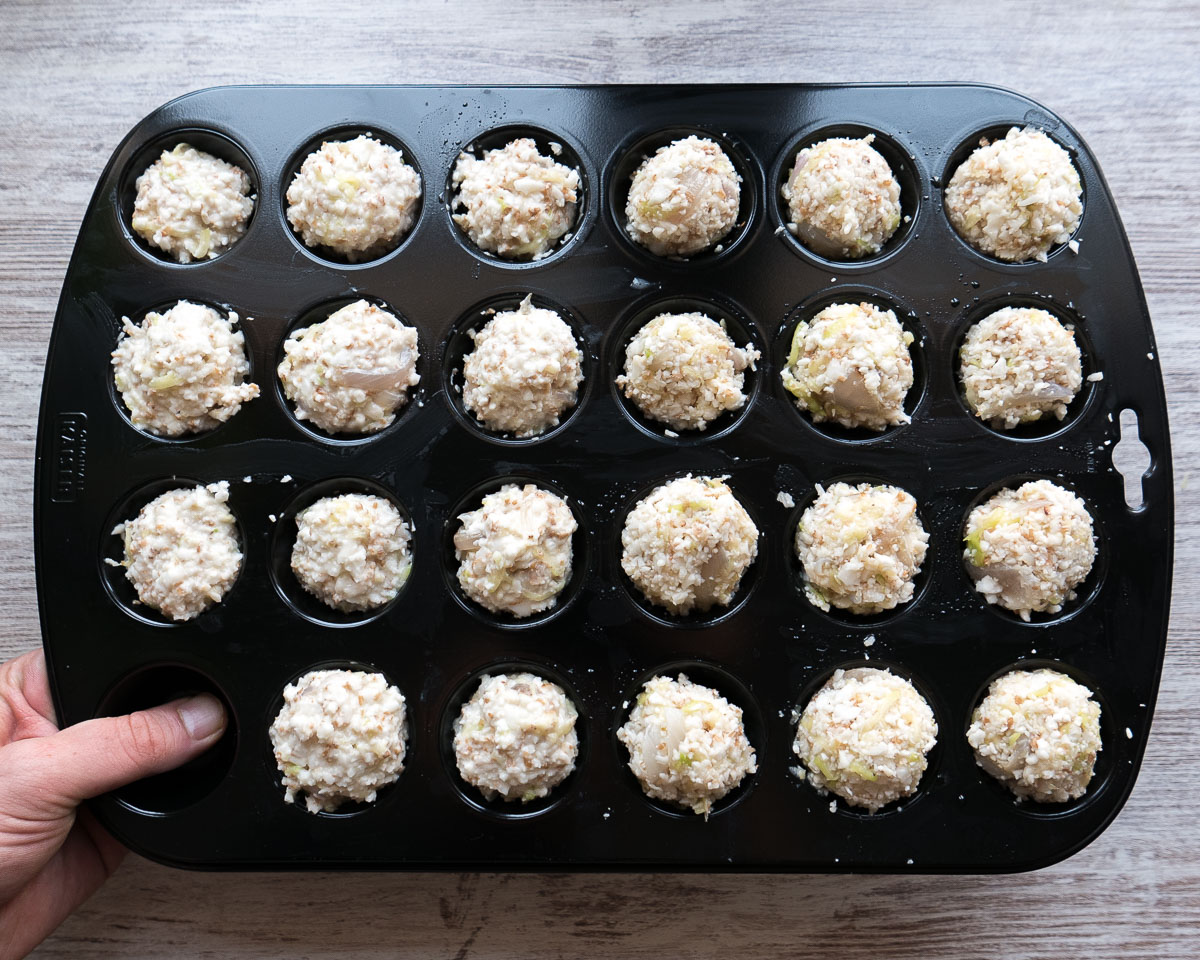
[1113,408,1151,511]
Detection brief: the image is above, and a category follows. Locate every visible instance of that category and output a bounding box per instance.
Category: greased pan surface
[35,84,1172,871]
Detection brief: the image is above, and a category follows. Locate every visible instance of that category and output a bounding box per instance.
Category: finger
[5,693,227,812]
[0,649,59,745]
[17,649,58,726]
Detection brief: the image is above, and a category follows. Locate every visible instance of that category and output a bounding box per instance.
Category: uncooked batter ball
[967,668,1102,803]
[624,136,741,257]
[960,306,1082,429]
[453,672,579,802]
[111,481,241,622]
[964,479,1095,620]
[277,299,420,435]
[269,668,408,814]
[945,126,1082,262]
[286,134,421,261]
[782,135,902,259]
[618,673,757,817]
[621,475,758,616]
[290,493,413,612]
[451,137,580,259]
[131,142,254,262]
[794,667,938,813]
[795,482,928,615]
[617,311,758,432]
[112,300,259,437]
[781,301,914,431]
[453,483,577,618]
[461,295,583,437]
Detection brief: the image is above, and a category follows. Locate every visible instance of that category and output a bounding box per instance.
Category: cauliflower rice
[944,126,1082,263]
[964,479,1096,620]
[625,136,741,257]
[794,667,938,813]
[111,481,241,621]
[782,135,901,259]
[781,301,914,431]
[451,137,580,260]
[617,311,759,431]
[131,142,254,263]
[967,668,1102,803]
[286,134,421,261]
[462,295,583,437]
[617,673,757,816]
[278,299,420,435]
[454,483,576,618]
[621,475,758,616]
[270,668,407,814]
[112,300,259,437]
[453,672,579,802]
[290,493,413,612]
[960,306,1082,429]
[795,482,928,615]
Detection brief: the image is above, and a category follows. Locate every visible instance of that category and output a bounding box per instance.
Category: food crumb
[280,474,293,483]
[1068,239,1080,253]
[268,513,277,523]
[243,476,252,483]
[907,858,914,865]
[602,811,611,819]
[863,634,876,648]
[776,491,795,509]
[828,800,837,813]
[1125,727,1133,739]
[1087,372,1104,382]
[664,429,679,438]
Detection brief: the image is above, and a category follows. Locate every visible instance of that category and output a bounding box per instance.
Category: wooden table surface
[2,1,1197,956]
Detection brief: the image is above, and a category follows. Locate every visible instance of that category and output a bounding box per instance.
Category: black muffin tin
[34,84,1172,872]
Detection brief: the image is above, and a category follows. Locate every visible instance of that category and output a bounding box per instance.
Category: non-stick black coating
[34,84,1172,872]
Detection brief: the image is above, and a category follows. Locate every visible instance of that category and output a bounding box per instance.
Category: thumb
[14,693,227,810]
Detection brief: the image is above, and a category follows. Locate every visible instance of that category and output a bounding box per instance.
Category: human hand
[0,649,226,959]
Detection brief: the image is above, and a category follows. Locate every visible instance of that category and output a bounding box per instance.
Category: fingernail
[177,693,226,740]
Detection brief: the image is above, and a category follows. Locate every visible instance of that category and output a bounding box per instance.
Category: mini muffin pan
[34,84,1172,872]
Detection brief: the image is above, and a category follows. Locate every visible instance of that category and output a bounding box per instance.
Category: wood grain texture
[1,0,1197,955]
